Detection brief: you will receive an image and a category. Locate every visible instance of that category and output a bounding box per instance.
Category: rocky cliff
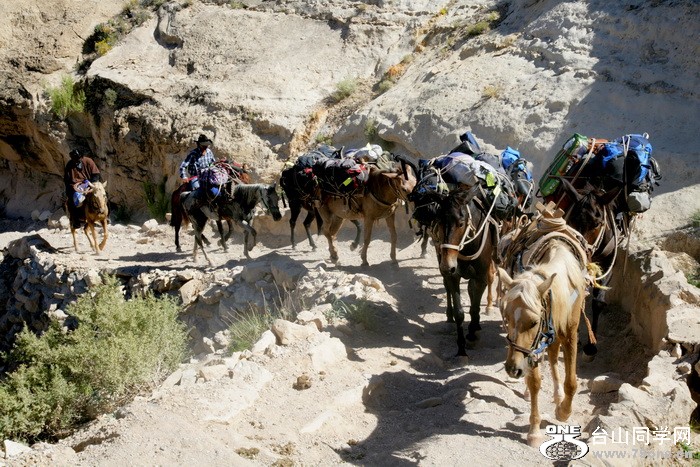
[0,0,698,219]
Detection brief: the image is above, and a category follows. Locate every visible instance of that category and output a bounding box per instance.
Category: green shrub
[0,277,187,442]
[227,288,305,353]
[364,118,379,142]
[332,78,358,103]
[103,88,118,108]
[315,133,333,145]
[688,269,700,288]
[227,308,274,353]
[691,210,700,227]
[46,76,86,119]
[143,178,170,222]
[328,299,378,331]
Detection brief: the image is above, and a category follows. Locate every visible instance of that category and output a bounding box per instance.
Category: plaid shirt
[179,147,215,179]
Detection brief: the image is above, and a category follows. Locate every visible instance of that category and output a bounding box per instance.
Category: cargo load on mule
[538,132,661,214]
[199,159,250,200]
[448,131,535,213]
[414,151,518,222]
[312,156,370,197]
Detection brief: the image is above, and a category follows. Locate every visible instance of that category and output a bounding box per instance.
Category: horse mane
[234,183,269,203]
[506,240,586,332]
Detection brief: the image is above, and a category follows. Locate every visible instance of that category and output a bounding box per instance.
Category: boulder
[308,336,347,371]
[179,279,202,306]
[250,330,276,355]
[271,319,317,345]
[588,374,624,394]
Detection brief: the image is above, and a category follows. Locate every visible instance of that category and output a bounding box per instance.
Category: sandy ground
[0,209,664,466]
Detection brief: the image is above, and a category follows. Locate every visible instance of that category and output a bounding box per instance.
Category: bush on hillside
[0,276,187,442]
[46,75,86,119]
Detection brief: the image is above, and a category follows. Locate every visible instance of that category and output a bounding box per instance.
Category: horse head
[498,268,557,378]
[438,185,480,276]
[559,177,619,246]
[86,181,108,217]
[261,182,283,221]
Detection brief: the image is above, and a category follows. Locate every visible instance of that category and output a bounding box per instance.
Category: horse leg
[547,340,563,406]
[465,277,486,341]
[525,367,543,447]
[83,224,97,253]
[216,220,228,251]
[238,220,257,259]
[98,218,108,251]
[583,287,605,356]
[420,227,429,258]
[360,217,375,268]
[386,213,398,266]
[349,219,362,251]
[555,334,578,422]
[71,226,79,252]
[323,215,344,263]
[302,210,317,250]
[485,260,496,314]
[288,201,301,249]
[445,274,467,356]
[90,223,100,255]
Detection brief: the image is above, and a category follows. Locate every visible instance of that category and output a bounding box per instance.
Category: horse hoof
[176,247,182,253]
[349,243,359,251]
[526,434,543,448]
[466,332,479,342]
[555,406,571,422]
[361,262,369,269]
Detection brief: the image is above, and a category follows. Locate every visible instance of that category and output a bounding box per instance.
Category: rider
[179,134,216,198]
[64,148,102,226]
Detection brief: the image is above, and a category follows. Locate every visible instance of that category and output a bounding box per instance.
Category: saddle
[500,201,591,278]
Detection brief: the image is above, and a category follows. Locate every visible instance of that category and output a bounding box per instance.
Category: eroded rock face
[1,0,699,220]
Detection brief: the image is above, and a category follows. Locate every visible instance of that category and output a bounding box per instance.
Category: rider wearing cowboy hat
[179,134,216,195]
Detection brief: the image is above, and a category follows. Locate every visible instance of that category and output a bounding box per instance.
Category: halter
[502,288,556,368]
[441,184,499,252]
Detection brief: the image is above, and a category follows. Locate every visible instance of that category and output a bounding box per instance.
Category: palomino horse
[279,166,360,250]
[556,178,621,356]
[437,186,499,356]
[67,181,109,254]
[316,162,416,267]
[181,183,282,264]
[498,237,587,447]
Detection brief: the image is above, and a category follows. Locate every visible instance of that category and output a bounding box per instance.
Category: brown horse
[498,238,587,447]
[67,181,109,254]
[316,163,416,267]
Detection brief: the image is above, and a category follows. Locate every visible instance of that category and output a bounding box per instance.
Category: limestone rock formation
[0,0,698,220]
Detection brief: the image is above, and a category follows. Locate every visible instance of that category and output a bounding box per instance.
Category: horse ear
[537,273,557,296]
[102,180,107,189]
[596,187,621,206]
[498,268,513,288]
[558,177,582,202]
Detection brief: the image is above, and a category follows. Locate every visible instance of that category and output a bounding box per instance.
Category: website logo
[540,425,589,461]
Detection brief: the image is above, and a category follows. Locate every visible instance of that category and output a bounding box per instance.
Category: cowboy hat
[195,134,213,145]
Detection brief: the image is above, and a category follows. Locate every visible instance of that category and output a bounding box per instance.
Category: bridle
[501,288,555,368]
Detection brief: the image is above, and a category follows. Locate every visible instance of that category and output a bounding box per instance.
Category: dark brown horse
[179,183,282,264]
[437,186,499,356]
[553,177,622,356]
[170,164,251,252]
[279,166,360,250]
[316,162,416,267]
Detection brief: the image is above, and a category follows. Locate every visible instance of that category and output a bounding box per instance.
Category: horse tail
[170,186,189,227]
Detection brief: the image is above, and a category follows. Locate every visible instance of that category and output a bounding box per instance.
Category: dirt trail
[2,218,651,466]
